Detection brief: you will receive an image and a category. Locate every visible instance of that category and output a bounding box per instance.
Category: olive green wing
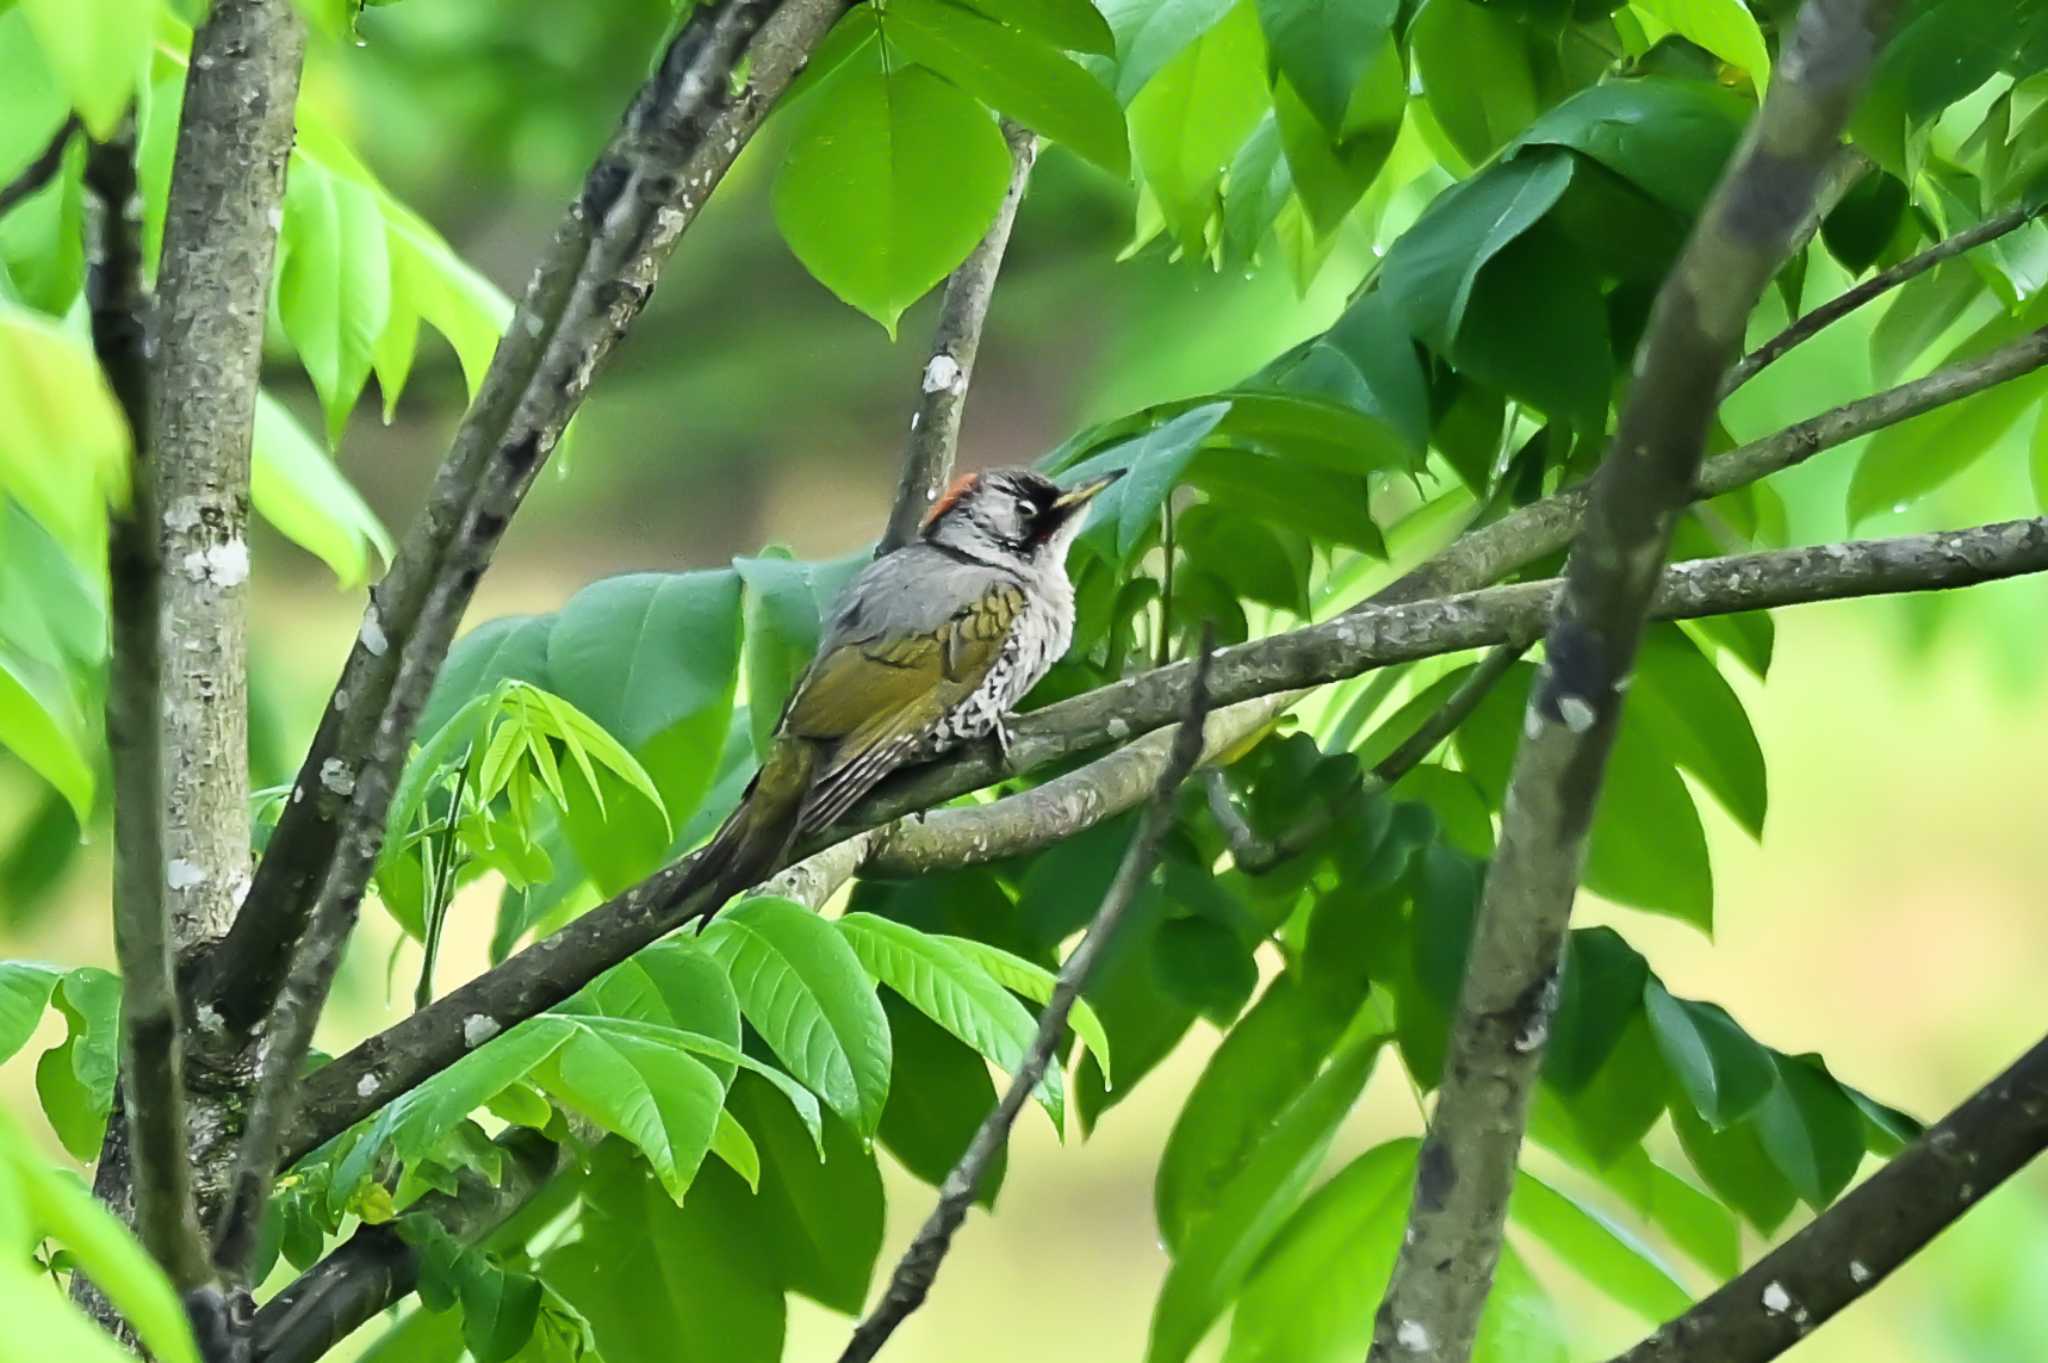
[782,578,1026,830]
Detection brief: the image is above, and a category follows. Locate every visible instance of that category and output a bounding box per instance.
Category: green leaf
[1527,1106,1741,1280]
[1127,0,1270,251]
[1628,624,1767,836]
[421,616,555,742]
[1510,77,1749,218]
[1633,0,1769,86]
[774,63,1014,335]
[534,1022,725,1204]
[1450,224,1613,432]
[545,571,743,754]
[1669,1097,1798,1234]
[1069,401,1233,559]
[887,0,1129,176]
[838,913,1063,1128]
[1271,50,1404,236]
[1848,361,2048,526]
[1585,714,1714,931]
[961,0,1116,54]
[16,0,150,139]
[1255,0,1397,134]
[543,1147,784,1363]
[34,966,117,1160]
[1553,1010,1670,1166]
[723,1074,884,1314]
[1101,0,1241,102]
[0,298,129,572]
[1380,151,1576,351]
[701,897,892,1136]
[1845,1083,1924,1157]
[1222,114,1292,257]
[1754,1051,1866,1208]
[379,200,514,406]
[2034,401,2048,513]
[1644,978,1776,1128]
[934,933,1113,1079]
[0,645,93,825]
[0,1115,201,1363]
[1146,1031,1384,1363]
[1542,927,1649,1094]
[1155,974,1366,1253]
[0,960,56,1064]
[278,155,393,445]
[1409,0,1539,167]
[874,993,1005,1205]
[1509,1167,1692,1322]
[251,391,395,588]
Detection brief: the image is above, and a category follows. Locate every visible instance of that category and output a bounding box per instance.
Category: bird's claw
[993,714,1017,767]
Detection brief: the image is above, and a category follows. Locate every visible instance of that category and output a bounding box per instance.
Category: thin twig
[1369,2,1901,1357]
[0,116,79,217]
[273,513,2048,1166]
[837,633,1220,1363]
[206,0,801,1284]
[1724,200,2043,395]
[84,123,216,1299]
[1609,1028,2048,1363]
[879,121,1038,555]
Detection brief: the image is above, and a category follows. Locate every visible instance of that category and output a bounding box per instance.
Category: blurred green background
[5,2,2047,1358]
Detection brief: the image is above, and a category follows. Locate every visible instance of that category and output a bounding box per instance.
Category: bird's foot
[993,714,1018,768]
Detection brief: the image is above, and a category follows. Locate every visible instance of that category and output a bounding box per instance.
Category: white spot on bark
[1557,695,1597,733]
[1849,1261,1871,1284]
[334,689,350,712]
[292,785,305,804]
[229,873,252,908]
[194,1003,224,1035]
[356,1073,381,1099]
[164,497,202,533]
[463,1014,501,1047]
[1762,1282,1793,1315]
[181,540,250,587]
[909,411,922,431]
[320,759,357,797]
[166,858,208,891]
[1106,718,1130,740]
[360,608,389,657]
[1396,1321,1431,1351]
[922,354,964,395]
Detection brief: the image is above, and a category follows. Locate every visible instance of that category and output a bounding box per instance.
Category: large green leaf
[701,897,892,1136]
[546,572,743,752]
[251,391,395,588]
[935,933,1114,1079]
[533,1023,725,1204]
[961,0,1116,54]
[1754,1051,1866,1208]
[1146,1031,1384,1363]
[838,912,1064,1129]
[1527,1100,1741,1279]
[0,298,128,573]
[774,63,1014,334]
[1669,1097,1798,1234]
[16,0,151,139]
[887,0,1129,175]
[873,993,1006,1204]
[0,961,56,1065]
[1127,0,1270,251]
[1100,0,1242,102]
[1628,624,1767,837]
[1271,48,1403,236]
[1068,401,1234,558]
[1643,978,1776,1129]
[1509,78,1748,218]
[1633,0,1769,88]
[1450,224,1613,432]
[1379,151,1575,351]
[0,644,93,824]
[1509,1168,1691,1323]
[1542,927,1649,1094]
[420,616,555,742]
[1409,0,1539,167]
[277,154,393,446]
[543,1147,784,1363]
[1848,361,2048,526]
[1224,1139,1566,1363]
[1254,0,1397,134]
[722,1074,884,1315]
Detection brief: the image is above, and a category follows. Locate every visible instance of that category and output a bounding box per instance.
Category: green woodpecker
[677,465,1122,915]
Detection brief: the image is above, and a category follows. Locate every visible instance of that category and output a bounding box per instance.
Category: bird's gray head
[920,466,1122,568]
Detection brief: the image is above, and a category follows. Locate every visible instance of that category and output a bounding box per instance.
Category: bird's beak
[1050,468,1125,514]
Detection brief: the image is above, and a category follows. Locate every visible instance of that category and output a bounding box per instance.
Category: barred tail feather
[675,737,816,923]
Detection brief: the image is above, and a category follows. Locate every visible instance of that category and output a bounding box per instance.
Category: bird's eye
[1015,497,1035,518]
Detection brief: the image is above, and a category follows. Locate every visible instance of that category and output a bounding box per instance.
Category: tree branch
[878,121,1038,556]
[200,0,838,1035]
[1367,3,1899,1358]
[248,1128,570,1363]
[1610,1029,2048,1363]
[84,121,215,1299]
[206,0,811,1284]
[273,516,2048,1167]
[837,638,1221,1363]
[1725,201,2043,395]
[0,114,79,217]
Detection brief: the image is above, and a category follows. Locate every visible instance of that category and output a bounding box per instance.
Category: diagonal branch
[879,121,1039,556]
[0,114,80,217]
[1609,1028,2048,1363]
[1367,3,1900,1358]
[206,0,812,1283]
[200,0,838,1035]
[1724,200,2044,395]
[83,122,214,1299]
[837,637,1221,1363]
[273,516,2048,1166]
